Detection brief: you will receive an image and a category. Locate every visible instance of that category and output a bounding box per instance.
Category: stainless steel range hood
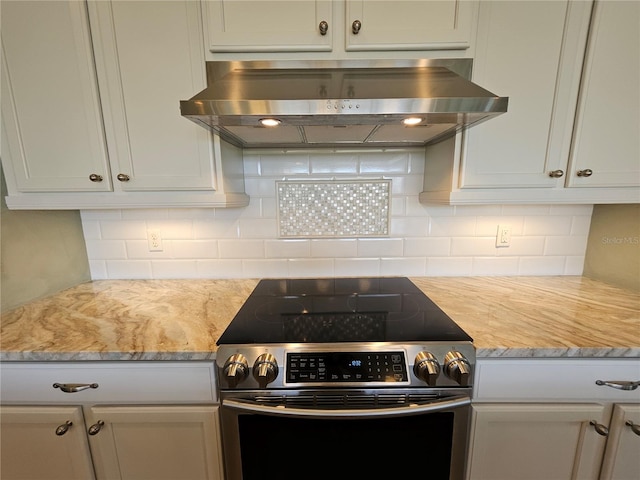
[180,59,508,149]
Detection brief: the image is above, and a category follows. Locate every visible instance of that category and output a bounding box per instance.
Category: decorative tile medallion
[277,179,391,238]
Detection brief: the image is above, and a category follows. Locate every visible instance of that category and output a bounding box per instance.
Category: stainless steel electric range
[215,277,475,480]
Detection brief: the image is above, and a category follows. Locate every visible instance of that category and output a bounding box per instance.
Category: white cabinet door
[1,1,111,193]
[88,1,216,192]
[466,403,607,480]
[0,405,96,480]
[566,0,640,189]
[205,0,333,52]
[460,0,592,189]
[600,404,640,480]
[345,0,476,51]
[86,405,224,480]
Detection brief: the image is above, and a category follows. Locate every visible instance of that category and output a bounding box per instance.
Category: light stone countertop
[1,276,638,361]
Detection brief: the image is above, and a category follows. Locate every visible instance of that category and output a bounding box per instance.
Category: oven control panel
[216,342,475,390]
[286,351,408,384]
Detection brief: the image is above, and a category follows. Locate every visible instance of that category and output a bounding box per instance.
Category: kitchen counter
[1,276,638,361]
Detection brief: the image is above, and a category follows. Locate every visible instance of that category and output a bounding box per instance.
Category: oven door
[219,390,471,480]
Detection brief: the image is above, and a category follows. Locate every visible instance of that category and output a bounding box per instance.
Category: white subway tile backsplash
[81,221,101,240]
[357,238,403,257]
[404,237,451,257]
[126,240,173,259]
[100,220,147,239]
[518,256,567,275]
[426,257,473,276]
[288,258,335,277]
[194,218,240,239]
[544,235,589,256]
[451,237,497,256]
[88,260,108,279]
[196,259,244,278]
[85,240,127,259]
[106,260,152,279]
[265,240,311,258]
[310,153,358,174]
[151,260,198,279]
[564,256,586,275]
[172,240,218,259]
[472,257,519,276]
[242,259,290,278]
[524,215,574,236]
[219,239,265,259]
[333,258,380,277]
[81,150,594,280]
[380,257,426,276]
[310,239,358,258]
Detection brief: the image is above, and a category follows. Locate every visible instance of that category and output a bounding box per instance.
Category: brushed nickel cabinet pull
[548,170,564,178]
[577,169,593,177]
[319,20,328,35]
[590,420,609,436]
[52,383,99,393]
[89,174,103,182]
[116,173,130,182]
[88,420,105,436]
[595,380,640,391]
[626,420,640,436]
[55,421,73,436]
[352,19,361,34]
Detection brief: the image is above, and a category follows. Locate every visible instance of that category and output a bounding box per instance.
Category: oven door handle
[222,395,470,419]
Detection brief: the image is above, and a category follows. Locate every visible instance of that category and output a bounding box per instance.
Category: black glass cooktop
[217,277,472,345]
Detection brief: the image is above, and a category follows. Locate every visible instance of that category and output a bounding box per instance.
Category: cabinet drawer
[474,358,640,402]
[0,362,217,404]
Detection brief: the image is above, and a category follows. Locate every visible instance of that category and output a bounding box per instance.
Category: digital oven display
[286,352,408,383]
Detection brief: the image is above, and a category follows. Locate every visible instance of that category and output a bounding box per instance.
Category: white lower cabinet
[0,405,95,480]
[467,403,608,479]
[599,404,640,480]
[467,359,640,480]
[0,362,224,480]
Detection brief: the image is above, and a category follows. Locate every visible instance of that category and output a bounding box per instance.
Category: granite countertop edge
[2,347,640,363]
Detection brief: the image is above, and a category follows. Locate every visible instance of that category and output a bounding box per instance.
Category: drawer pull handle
[595,380,640,391]
[52,383,99,393]
[88,420,105,436]
[590,420,609,437]
[55,421,73,436]
[626,420,640,436]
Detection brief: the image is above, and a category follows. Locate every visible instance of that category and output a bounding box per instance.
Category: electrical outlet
[147,229,163,252]
[496,225,511,248]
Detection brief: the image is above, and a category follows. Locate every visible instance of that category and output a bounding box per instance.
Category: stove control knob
[414,351,440,386]
[253,353,279,388]
[444,351,471,386]
[223,353,249,388]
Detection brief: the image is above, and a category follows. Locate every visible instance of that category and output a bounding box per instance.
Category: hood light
[260,118,281,127]
[402,117,424,126]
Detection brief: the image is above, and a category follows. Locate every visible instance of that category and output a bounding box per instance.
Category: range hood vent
[180,59,508,149]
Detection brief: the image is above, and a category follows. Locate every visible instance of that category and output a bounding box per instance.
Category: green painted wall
[0,165,91,312]
[583,204,640,292]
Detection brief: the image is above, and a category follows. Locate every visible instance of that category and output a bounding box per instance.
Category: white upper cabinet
[205,0,333,52]
[345,0,475,51]
[566,0,640,189]
[204,0,477,55]
[460,0,590,189]
[1,0,248,209]
[1,1,111,193]
[421,0,640,205]
[88,0,217,192]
